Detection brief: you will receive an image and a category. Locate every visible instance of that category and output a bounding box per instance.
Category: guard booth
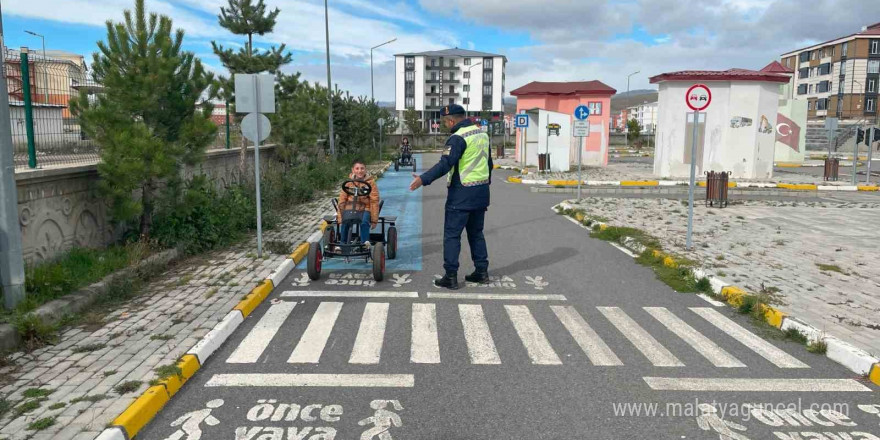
[520,108,571,172]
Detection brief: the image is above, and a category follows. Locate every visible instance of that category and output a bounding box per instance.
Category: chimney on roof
[863,26,868,31]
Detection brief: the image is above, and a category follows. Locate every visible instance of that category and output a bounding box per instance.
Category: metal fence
[4,47,102,169]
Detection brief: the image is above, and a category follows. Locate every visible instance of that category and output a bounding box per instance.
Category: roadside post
[515,112,529,171]
[573,104,591,200]
[377,118,385,161]
[853,123,861,185]
[685,84,711,250]
[867,126,877,184]
[235,73,275,258]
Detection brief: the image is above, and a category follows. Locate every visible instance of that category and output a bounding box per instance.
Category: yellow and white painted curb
[97,164,391,440]
[510,176,879,192]
[553,201,880,388]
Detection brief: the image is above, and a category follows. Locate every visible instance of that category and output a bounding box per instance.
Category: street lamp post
[24,30,48,103]
[624,70,640,147]
[323,0,335,156]
[466,62,483,116]
[370,38,396,158]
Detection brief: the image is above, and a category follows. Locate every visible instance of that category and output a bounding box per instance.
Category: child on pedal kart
[400,137,412,160]
[338,159,380,245]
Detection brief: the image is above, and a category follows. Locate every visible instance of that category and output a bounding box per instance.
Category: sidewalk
[563,196,880,359]
[0,196,336,439]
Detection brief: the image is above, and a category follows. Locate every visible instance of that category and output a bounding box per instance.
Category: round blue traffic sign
[574,105,591,120]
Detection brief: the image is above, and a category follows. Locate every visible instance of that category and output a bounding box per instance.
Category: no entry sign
[686,84,712,112]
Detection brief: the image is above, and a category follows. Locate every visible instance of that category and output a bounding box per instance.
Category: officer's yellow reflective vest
[447,124,490,187]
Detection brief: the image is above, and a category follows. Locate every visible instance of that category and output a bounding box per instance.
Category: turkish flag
[775,113,800,153]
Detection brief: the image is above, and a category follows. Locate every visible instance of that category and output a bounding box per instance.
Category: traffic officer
[409,104,492,289]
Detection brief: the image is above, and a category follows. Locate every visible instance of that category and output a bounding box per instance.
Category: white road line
[504,305,562,365]
[644,307,745,368]
[691,307,809,369]
[206,373,415,388]
[697,294,726,307]
[458,304,501,365]
[282,290,419,298]
[349,302,389,364]
[643,377,871,392]
[598,307,684,367]
[288,302,343,363]
[427,292,567,301]
[550,305,622,366]
[226,302,296,363]
[411,303,441,364]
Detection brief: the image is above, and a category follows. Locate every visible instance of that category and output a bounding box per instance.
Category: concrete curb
[94,162,391,440]
[511,176,879,192]
[553,201,880,387]
[0,248,181,353]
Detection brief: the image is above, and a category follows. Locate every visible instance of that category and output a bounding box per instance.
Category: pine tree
[70,0,216,237]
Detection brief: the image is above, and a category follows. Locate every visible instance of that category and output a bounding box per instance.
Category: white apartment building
[626,101,658,134]
[394,48,506,131]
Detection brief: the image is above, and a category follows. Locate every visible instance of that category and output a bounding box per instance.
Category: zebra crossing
[223,300,811,370]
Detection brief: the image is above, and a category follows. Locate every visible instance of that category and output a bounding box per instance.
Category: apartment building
[394,48,506,130]
[780,22,880,120]
[626,101,658,134]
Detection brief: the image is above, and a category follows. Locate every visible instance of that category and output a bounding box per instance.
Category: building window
[483,85,492,96]
[871,40,880,55]
[840,61,847,75]
[448,85,455,94]
[837,98,843,114]
[463,85,470,92]
[405,83,414,95]
[799,52,810,63]
[430,98,436,107]
[839,79,845,93]
[868,60,880,74]
[448,98,455,105]
[448,72,456,81]
[464,58,471,66]
[830,46,835,57]
[808,101,813,111]
[483,71,493,82]
[869,79,877,93]
[819,63,831,75]
[817,98,828,110]
[463,71,470,79]
[405,71,414,82]
[868,98,876,113]
[463,98,469,105]
[448,59,455,67]
[811,50,817,60]
[430,58,437,67]
[430,71,437,80]
[842,42,848,56]
[798,68,809,78]
[405,97,414,108]
[817,81,830,93]
[588,101,603,115]
[405,56,414,69]
[430,86,436,93]
[797,84,807,95]
[483,57,493,69]
[808,84,813,94]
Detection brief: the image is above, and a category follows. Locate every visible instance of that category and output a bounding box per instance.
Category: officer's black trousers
[443,208,489,275]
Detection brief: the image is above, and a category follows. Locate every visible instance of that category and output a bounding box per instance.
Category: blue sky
[5,0,880,101]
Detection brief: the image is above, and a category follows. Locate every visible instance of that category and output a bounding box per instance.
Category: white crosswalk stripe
[690,307,809,369]
[349,302,390,364]
[227,302,296,363]
[551,305,622,366]
[411,303,441,363]
[644,307,745,368]
[458,304,501,364]
[226,300,819,371]
[504,305,563,365]
[288,302,343,363]
[598,306,684,367]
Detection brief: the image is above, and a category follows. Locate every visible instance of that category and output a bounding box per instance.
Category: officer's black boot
[433,273,460,290]
[464,271,490,284]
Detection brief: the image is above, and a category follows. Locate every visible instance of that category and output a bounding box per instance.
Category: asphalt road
[140,153,879,440]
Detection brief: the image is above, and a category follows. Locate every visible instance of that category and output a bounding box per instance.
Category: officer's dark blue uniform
[419,105,493,286]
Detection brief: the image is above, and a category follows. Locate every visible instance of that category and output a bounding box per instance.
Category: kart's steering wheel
[342,179,372,197]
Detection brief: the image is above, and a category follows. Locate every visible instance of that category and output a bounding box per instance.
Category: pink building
[510,81,616,167]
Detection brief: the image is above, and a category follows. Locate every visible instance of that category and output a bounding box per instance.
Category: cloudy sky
[5,0,880,101]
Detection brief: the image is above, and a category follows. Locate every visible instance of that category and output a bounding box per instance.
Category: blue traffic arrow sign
[574,105,590,120]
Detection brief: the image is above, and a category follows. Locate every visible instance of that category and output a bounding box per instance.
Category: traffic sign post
[572,106,591,199]
[685,84,711,250]
[516,112,529,170]
[236,73,276,258]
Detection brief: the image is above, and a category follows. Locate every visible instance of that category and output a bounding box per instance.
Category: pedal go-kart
[394,148,416,172]
[307,179,398,282]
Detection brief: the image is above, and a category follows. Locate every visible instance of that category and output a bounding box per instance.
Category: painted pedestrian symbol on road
[164,399,224,440]
[391,273,412,288]
[358,400,403,440]
[695,403,750,440]
[291,272,311,287]
[861,404,880,426]
[524,275,549,290]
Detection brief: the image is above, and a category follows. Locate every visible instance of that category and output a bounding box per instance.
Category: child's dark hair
[351,158,365,167]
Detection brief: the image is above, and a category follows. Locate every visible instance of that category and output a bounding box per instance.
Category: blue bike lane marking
[297,153,423,272]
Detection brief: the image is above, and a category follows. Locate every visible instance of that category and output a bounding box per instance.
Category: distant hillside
[611,89,658,112]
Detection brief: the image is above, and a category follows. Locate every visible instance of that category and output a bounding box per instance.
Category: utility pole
[624,70,639,147]
[370,38,396,159]
[24,30,48,103]
[324,0,335,156]
[0,4,28,309]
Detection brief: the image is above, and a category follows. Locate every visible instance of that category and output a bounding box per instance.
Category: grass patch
[103,370,118,377]
[695,277,712,293]
[590,226,660,249]
[11,314,59,350]
[48,402,66,410]
[114,381,142,395]
[22,388,52,399]
[27,417,55,431]
[155,363,183,381]
[72,343,107,354]
[14,399,41,416]
[204,287,218,299]
[0,399,10,418]
[784,327,810,345]
[807,338,828,354]
[816,263,846,274]
[149,334,174,341]
[69,394,108,404]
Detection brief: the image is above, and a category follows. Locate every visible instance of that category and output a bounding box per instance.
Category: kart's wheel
[372,244,385,282]
[307,241,322,280]
[387,226,398,260]
[412,159,417,173]
[394,161,399,172]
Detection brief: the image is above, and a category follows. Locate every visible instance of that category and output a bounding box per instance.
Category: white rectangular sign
[573,120,590,137]
[234,73,275,114]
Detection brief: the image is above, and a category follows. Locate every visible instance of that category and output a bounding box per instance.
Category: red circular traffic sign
[685,84,712,111]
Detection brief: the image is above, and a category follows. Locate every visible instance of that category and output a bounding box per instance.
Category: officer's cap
[440,104,465,117]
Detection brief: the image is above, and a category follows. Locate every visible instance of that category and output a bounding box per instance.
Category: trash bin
[823,157,839,181]
[705,170,729,208]
[538,153,550,172]
[496,145,504,159]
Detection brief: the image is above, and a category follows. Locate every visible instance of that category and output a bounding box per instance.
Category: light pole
[323,0,335,156]
[371,37,396,158]
[24,30,48,103]
[465,62,482,116]
[624,70,639,147]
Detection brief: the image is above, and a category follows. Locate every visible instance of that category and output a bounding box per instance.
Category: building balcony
[425,65,459,71]
[425,79,460,84]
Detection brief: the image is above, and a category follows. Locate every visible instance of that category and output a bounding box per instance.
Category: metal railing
[5,47,102,169]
